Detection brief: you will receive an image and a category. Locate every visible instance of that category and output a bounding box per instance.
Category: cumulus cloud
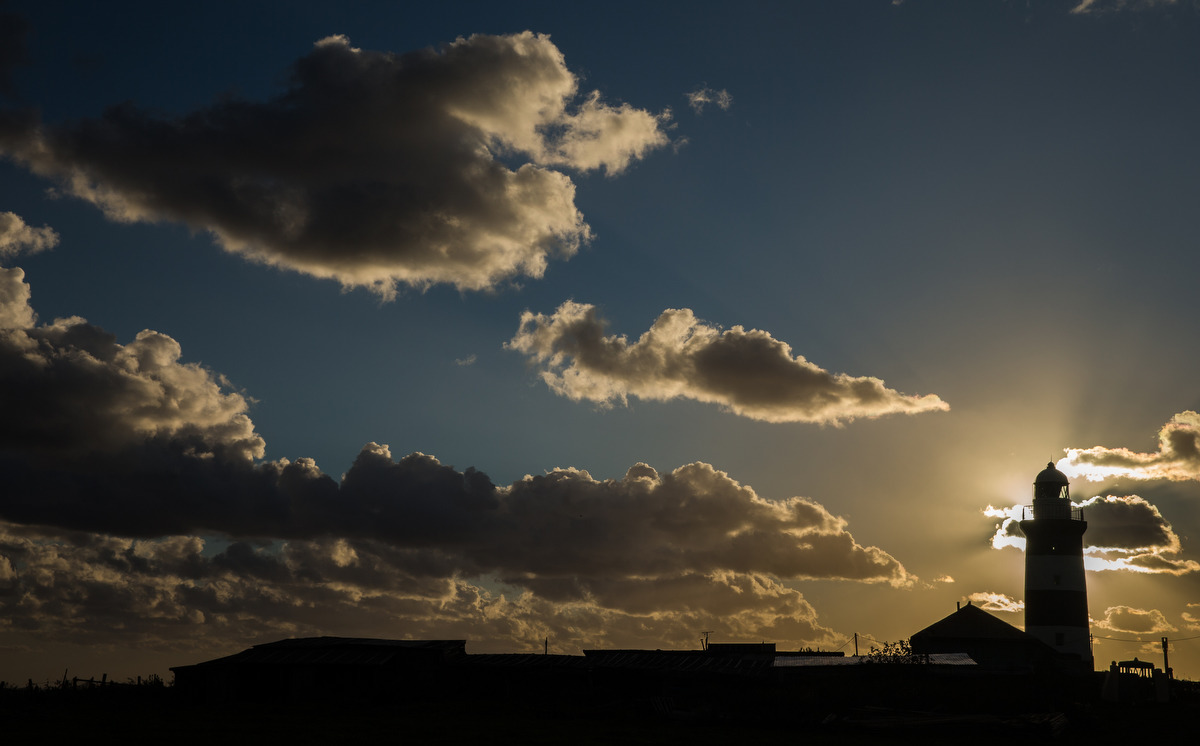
[0,270,913,655]
[0,211,58,258]
[1059,411,1200,482]
[0,266,35,328]
[0,451,892,656]
[984,495,1200,575]
[2,441,913,588]
[0,522,843,654]
[0,32,671,296]
[1093,606,1176,635]
[507,302,949,425]
[966,592,1023,614]
[1082,495,1181,553]
[686,86,732,113]
[0,269,263,463]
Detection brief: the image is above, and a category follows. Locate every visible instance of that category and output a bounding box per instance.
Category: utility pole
[854,632,859,657]
[1162,636,1172,679]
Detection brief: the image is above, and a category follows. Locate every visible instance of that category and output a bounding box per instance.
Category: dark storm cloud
[0,32,670,296]
[508,301,949,424]
[1060,411,1200,482]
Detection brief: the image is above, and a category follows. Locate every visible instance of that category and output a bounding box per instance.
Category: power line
[1094,633,1200,643]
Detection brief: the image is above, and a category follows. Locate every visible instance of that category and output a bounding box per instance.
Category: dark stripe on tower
[1024,590,1089,626]
[1024,539,1085,556]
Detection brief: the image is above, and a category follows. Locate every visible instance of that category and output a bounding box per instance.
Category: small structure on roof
[1114,657,1154,678]
[1102,657,1172,704]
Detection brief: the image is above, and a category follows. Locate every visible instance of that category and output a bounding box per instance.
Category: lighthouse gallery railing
[1021,504,1084,521]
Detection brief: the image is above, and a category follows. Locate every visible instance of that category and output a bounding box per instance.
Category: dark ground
[3,672,1197,745]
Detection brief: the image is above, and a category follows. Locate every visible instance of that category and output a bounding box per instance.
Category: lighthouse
[1019,462,1093,670]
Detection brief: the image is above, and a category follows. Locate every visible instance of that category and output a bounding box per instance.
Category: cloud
[0,269,263,463]
[983,504,1027,551]
[507,302,949,425]
[0,32,671,297]
[1081,494,1179,551]
[1184,603,1200,630]
[0,270,912,655]
[549,91,672,172]
[686,87,732,113]
[0,266,35,328]
[983,495,1200,575]
[966,592,1023,613]
[1,441,913,588]
[0,453,889,657]
[0,211,58,258]
[1058,411,1200,482]
[0,522,843,654]
[1070,0,1179,14]
[487,460,912,585]
[1093,606,1176,635]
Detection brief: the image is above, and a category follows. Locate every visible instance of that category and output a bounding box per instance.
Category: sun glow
[1056,456,1139,483]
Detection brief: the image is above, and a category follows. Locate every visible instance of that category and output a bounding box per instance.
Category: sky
[2,0,1200,684]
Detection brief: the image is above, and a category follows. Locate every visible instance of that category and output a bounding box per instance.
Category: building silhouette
[910,601,1056,672]
[1018,462,1092,670]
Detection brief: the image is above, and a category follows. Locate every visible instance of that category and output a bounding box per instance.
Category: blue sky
[3,0,1200,682]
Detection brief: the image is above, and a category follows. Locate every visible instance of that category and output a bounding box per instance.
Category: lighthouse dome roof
[1034,462,1069,485]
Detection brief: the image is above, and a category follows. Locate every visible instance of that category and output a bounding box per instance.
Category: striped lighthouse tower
[1019,462,1092,670]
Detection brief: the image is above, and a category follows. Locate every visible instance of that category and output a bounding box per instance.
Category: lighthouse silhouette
[1019,462,1093,670]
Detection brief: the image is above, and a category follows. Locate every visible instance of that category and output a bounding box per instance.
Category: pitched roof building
[910,602,1059,672]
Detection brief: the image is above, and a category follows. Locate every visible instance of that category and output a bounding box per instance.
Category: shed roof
[772,652,977,667]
